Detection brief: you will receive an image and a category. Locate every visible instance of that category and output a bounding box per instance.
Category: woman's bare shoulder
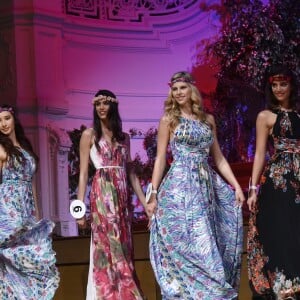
[0,144,7,161]
[82,127,94,136]
[204,113,216,128]
[257,109,276,122]
[256,109,277,131]
[80,128,95,146]
[160,114,170,123]
[257,109,274,118]
[205,113,215,122]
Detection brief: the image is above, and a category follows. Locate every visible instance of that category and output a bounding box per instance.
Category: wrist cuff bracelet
[146,184,158,203]
[249,185,258,190]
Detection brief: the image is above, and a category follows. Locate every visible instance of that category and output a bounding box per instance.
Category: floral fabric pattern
[88,139,143,300]
[247,110,300,298]
[150,117,243,300]
[0,149,59,299]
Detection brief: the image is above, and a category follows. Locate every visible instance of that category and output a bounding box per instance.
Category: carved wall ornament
[47,123,72,149]
[64,0,199,23]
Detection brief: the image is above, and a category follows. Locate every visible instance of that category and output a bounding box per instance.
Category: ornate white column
[47,123,78,236]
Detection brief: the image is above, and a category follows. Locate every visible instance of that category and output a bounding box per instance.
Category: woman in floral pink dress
[76,90,150,299]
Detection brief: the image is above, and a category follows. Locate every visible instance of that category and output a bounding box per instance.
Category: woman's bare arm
[76,128,93,225]
[247,110,273,212]
[208,114,245,205]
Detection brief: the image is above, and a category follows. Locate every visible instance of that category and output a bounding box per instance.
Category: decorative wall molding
[47,123,72,149]
[66,88,167,99]
[64,0,198,23]
[46,105,69,116]
[61,0,210,49]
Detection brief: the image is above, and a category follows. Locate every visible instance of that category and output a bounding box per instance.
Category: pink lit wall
[0,0,219,235]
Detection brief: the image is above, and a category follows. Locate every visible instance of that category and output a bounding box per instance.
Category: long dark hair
[0,104,39,166]
[265,65,299,111]
[93,90,125,152]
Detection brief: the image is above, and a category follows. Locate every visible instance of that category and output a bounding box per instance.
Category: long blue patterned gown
[150,117,243,300]
[0,149,59,299]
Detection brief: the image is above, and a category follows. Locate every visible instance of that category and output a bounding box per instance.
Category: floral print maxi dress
[248,110,300,299]
[86,139,143,300]
[0,149,59,299]
[149,117,243,300]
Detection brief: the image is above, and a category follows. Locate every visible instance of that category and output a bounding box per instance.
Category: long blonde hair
[164,71,206,131]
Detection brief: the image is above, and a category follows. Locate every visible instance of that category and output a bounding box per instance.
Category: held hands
[35,210,41,221]
[76,216,87,228]
[145,183,157,218]
[146,194,157,217]
[145,194,157,229]
[70,199,87,228]
[144,183,158,228]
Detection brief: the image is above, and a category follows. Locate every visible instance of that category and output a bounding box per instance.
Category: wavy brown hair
[164,71,207,131]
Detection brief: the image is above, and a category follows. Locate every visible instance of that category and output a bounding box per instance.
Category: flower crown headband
[168,77,195,87]
[0,106,14,114]
[92,94,118,104]
[269,75,291,83]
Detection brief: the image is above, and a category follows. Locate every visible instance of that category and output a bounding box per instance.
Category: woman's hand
[235,186,245,206]
[145,195,157,228]
[35,210,41,221]
[146,196,157,217]
[247,191,258,212]
[76,216,87,228]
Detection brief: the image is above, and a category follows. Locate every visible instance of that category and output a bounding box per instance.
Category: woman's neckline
[180,114,198,121]
[101,137,123,149]
[277,106,293,112]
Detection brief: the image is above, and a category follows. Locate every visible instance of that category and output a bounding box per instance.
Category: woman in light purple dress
[0,105,59,299]
[147,72,244,299]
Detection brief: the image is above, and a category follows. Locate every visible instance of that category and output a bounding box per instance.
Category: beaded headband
[0,106,14,114]
[92,95,118,104]
[269,75,291,83]
[168,77,195,87]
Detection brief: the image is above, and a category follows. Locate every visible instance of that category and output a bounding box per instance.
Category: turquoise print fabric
[150,117,243,300]
[0,149,59,299]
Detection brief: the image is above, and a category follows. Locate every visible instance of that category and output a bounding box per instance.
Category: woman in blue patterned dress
[247,65,300,299]
[0,105,59,299]
[147,71,245,299]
